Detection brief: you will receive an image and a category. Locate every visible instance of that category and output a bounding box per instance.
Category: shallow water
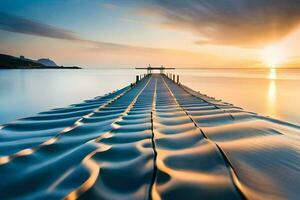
[0,68,299,125]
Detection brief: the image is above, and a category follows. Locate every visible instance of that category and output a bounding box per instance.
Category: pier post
[173,74,175,82]
[136,75,139,84]
[177,75,179,84]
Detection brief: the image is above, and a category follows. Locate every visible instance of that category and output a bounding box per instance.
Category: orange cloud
[151,0,300,48]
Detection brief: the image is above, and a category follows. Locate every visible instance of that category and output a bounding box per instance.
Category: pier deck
[0,74,299,199]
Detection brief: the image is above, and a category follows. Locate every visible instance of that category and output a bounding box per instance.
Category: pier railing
[135,65,179,85]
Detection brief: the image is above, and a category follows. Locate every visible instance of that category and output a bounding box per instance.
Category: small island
[0,54,81,69]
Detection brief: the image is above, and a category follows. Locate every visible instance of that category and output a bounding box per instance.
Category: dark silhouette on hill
[0,54,81,69]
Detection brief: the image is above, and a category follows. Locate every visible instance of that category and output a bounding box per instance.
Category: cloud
[152,0,300,47]
[0,11,263,68]
[0,12,150,52]
[0,12,79,40]
[0,12,237,67]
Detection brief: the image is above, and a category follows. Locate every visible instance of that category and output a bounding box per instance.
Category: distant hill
[37,58,58,67]
[0,54,43,68]
[0,54,81,69]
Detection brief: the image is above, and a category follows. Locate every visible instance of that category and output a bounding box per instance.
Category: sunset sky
[1,0,300,68]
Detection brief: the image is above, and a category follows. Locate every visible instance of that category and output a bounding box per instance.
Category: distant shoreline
[0,53,82,70]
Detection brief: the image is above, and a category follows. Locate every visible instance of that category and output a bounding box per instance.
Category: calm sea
[0,68,299,125]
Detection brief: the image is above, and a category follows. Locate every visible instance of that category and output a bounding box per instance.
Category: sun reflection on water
[268,68,277,80]
[267,69,277,118]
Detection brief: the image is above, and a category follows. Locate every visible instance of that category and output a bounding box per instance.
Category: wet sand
[0,74,299,199]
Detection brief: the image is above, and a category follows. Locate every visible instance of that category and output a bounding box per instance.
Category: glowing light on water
[266,62,278,118]
[269,68,277,80]
[267,80,277,118]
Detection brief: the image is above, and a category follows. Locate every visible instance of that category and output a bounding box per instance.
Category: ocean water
[0,68,299,125]
[0,69,136,124]
[176,68,300,125]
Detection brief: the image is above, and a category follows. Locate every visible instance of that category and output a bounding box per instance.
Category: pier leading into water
[0,74,299,199]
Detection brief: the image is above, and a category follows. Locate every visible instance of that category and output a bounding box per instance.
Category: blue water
[0,69,136,124]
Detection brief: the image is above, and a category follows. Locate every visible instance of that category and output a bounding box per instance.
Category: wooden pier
[0,74,299,199]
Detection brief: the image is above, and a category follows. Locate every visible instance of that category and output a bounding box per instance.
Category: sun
[261,45,285,68]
